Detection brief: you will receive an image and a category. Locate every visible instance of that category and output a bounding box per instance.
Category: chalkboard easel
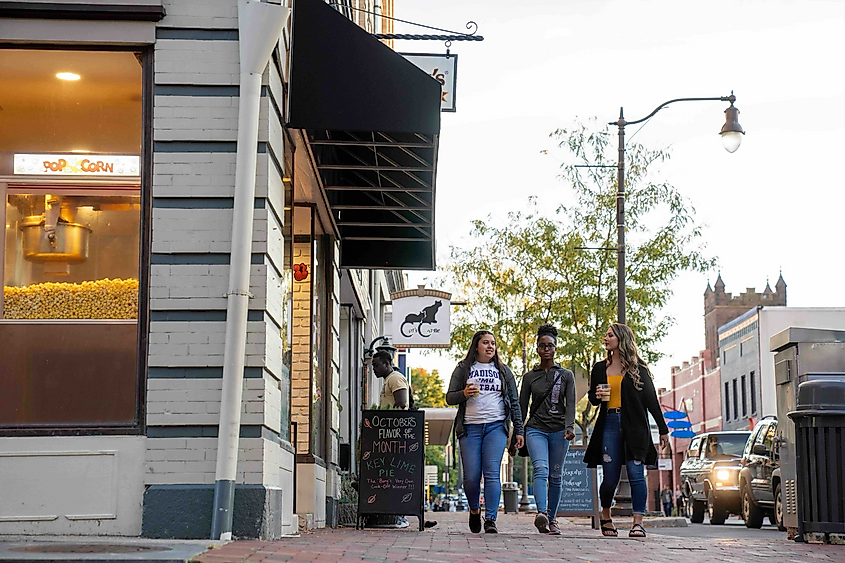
[356,409,426,531]
[555,445,601,529]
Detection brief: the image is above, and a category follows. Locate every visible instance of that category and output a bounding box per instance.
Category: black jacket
[518,364,576,434]
[446,360,524,440]
[584,360,669,468]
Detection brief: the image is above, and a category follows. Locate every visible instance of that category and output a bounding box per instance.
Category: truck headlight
[716,469,731,481]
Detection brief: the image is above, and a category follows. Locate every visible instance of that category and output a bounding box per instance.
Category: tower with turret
[704,272,786,355]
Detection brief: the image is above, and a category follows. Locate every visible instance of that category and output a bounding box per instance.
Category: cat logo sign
[390,286,452,348]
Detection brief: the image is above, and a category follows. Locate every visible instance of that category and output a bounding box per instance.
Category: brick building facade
[0,0,437,539]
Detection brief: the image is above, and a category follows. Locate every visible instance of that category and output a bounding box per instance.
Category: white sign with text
[399,53,458,112]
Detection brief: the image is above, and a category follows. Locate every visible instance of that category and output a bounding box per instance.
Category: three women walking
[448,322,668,537]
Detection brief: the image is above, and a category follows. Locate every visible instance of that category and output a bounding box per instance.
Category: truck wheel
[707,489,727,525]
[689,497,705,524]
[774,483,787,532]
[742,483,764,528]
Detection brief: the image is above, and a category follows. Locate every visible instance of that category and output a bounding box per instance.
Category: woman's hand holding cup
[464,383,480,398]
[596,383,611,402]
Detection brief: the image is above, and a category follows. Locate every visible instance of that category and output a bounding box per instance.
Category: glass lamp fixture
[720,101,745,153]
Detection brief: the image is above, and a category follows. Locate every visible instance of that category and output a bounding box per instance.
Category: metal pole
[612,108,633,516]
[211,0,288,541]
[616,108,626,325]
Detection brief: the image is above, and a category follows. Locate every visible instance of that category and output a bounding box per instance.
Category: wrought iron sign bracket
[327,2,483,52]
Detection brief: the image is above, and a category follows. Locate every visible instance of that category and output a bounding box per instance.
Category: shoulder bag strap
[526,369,564,425]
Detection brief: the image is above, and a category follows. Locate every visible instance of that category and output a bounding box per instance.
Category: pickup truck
[680,430,751,524]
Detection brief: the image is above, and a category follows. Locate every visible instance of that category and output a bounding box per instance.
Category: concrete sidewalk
[0,535,220,563]
[196,511,845,563]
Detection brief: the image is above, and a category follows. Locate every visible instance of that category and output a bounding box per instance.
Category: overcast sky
[392,0,845,388]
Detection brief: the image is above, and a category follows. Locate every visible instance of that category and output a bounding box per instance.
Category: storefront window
[0,49,144,428]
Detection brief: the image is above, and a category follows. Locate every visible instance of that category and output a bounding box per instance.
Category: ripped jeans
[526,427,570,519]
[599,411,647,515]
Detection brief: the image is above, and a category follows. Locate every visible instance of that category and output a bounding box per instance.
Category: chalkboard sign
[556,445,600,527]
[357,409,425,531]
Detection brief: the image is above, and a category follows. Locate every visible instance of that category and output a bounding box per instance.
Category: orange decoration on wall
[293,263,308,281]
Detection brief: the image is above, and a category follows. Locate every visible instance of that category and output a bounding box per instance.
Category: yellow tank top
[607,374,623,408]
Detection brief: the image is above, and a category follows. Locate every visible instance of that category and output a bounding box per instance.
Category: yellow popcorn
[3,278,139,319]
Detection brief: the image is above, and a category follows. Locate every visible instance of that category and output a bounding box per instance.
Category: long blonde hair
[606,323,651,391]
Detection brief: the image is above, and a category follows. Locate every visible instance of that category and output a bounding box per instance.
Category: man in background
[373,350,409,409]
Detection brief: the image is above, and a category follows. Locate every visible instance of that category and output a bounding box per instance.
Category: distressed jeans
[526,427,570,520]
[459,422,508,521]
[599,411,647,515]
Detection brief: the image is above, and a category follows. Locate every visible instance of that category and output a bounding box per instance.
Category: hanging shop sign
[14,154,141,177]
[399,53,457,112]
[390,286,451,349]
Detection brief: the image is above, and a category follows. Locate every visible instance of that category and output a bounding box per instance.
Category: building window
[723,350,727,364]
[741,375,748,417]
[0,48,146,430]
[725,381,731,420]
[732,379,739,421]
[750,371,757,414]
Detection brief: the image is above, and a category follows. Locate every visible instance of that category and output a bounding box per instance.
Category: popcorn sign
[14,154,140,176]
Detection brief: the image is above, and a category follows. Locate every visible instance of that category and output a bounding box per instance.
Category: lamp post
[609,93,744,516]
[612,92,744,324]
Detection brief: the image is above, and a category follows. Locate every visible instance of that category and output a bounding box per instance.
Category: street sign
[399,53,458,112]
[658,458,673,471]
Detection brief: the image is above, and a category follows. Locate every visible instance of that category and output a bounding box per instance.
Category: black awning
[287,0,441,270]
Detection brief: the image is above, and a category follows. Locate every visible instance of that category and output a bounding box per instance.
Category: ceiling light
[71,149,91,153]
[56,72,80,81]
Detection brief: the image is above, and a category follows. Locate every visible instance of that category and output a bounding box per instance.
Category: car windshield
[705,434,750,458]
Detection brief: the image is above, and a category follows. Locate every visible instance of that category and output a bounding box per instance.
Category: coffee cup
[598,383,611,402]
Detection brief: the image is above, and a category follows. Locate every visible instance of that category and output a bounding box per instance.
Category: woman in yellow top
[584,323,670,538]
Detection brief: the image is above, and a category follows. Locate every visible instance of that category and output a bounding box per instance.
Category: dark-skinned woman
[511,324,576,535]
[447,330,524,534]
[585,323,669,538]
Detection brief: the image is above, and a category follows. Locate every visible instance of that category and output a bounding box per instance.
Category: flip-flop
[600,518,618,537]
[629,523,646,538]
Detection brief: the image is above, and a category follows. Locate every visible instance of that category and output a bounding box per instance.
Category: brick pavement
[197,511,845,563]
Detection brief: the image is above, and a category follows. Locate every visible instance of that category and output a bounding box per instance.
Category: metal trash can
[788,379,845,544]
[502,482,519,514]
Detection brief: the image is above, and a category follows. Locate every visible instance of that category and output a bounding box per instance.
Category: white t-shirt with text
[464,361,505,424]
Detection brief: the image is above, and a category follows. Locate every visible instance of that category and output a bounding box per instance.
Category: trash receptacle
[502,482,519,514]
[788,379,845,544]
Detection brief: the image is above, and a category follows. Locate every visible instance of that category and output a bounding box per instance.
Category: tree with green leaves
[410,367,447,408]
[444,120,715,443]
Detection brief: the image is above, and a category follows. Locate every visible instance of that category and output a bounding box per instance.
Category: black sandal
[600,519,618,537]
[629,523,646,538]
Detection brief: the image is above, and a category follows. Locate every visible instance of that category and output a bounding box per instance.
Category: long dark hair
[462,330,505,373]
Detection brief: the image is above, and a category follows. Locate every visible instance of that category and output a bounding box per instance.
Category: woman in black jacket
[446,330,524,534]
[584,323,669,538]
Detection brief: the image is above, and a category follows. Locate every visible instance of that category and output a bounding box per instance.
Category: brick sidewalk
[197,512,845,563]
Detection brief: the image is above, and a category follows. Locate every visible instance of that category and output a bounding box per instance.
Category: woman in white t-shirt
[446,330,524,534]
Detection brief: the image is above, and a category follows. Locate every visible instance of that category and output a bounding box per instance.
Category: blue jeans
[459,421,508,520]
[526,427,570,520]
[599,412,647,515]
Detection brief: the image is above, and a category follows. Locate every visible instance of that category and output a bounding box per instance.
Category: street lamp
[611,92,744,324]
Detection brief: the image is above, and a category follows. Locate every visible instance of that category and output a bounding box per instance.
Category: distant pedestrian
[447,330,524,534]
[585,323,669,538]
[510,324,576,535]
[373,351,408,409]
[661,487,673,517]
[675,489,684,516]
